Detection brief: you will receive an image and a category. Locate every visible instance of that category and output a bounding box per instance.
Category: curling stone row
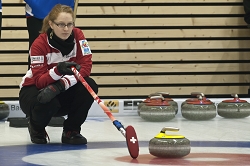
[138,92,179,122]
[181,92,217,121]
[138,92,250,122]
[149,127,190,158]
[138,95,176,122]
[217,93,250,118]
[137,92,216,121]
[182,92,250,119]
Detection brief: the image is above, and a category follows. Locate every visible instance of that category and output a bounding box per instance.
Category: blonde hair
[40,4,74,33]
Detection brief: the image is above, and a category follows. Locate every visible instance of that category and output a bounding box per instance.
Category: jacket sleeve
[75,28,93,78]
[24,0,50,12]
[24,0,74,9]
[30,40,62,89]
[24,0,75,19]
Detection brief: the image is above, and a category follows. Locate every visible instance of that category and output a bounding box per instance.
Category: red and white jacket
[20,28,92,90]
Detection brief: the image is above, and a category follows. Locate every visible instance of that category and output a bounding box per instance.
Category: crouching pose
[19,4,98,145]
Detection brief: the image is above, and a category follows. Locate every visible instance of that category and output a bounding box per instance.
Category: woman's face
[49,12,74,40]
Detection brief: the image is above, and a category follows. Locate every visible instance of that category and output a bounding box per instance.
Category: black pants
[0,12,2,38]
[19,77,98,132]
[244,0,250,24]
[26,17,43,69]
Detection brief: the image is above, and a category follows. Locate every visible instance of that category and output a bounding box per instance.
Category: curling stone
[217,94,250,118]
[181,95,216,120]
[181,92,212,107]
[137,93,163,116]
[154,92,178,114]
[138,96,176,122]
[149,127,191,158]
[0,101,10,120]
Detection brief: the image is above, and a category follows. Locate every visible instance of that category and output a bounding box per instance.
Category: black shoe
[28,120,49,144]
[61,131,87,145]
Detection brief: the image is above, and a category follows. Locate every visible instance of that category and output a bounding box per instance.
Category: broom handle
[74,0,80,21]
[71,67,116,122]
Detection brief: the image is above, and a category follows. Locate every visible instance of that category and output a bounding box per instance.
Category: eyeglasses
[53,21,75,28]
